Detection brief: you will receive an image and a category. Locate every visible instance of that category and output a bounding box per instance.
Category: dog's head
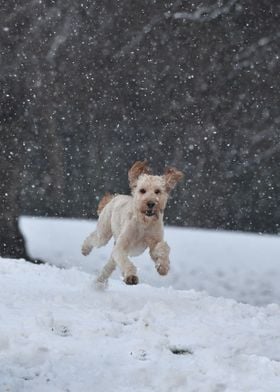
[128,160,184,221]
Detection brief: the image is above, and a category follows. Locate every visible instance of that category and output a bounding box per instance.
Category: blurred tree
[0,134,27,258]
[0,0,280,262]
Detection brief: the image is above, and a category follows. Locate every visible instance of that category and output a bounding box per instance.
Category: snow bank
[20,217,280,305]
[1,259,280,392]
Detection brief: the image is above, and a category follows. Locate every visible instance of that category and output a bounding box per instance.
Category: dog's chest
[127,230,150,256]
[127,232,159,257]
[128,242,147,257]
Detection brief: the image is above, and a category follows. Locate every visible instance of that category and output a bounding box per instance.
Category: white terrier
[82,160,183,286]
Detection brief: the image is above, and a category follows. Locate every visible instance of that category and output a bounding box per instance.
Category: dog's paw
[81,240,93,256]
[156,262,170,276]
[124,275,139,285]
[94,278,108,291]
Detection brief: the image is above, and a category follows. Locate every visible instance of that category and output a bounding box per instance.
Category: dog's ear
[128,160,152,189]
[164,167,184,193]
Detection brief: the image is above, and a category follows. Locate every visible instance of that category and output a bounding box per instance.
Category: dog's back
[97,194,134,239]
[97,193,115,216]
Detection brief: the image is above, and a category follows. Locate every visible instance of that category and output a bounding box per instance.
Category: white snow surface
[21,217,280,306]
[1,217,280,391]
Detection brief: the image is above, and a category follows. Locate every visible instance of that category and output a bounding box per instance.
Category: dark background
[1,0,280,258]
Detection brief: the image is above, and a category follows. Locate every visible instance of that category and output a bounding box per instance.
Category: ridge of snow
[20,217,280,305]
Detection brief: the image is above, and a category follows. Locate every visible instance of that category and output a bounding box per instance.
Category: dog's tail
[97,192,115,216]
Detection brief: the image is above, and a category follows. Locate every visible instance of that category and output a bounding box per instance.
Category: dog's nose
[147,201,155,209]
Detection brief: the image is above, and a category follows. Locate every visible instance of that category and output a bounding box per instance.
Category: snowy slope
[20,217,280,305]
[1,259,280,392]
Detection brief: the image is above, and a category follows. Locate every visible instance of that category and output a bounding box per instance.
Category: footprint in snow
[130,349,149,361]
[169,346,193,355]
[51,324,71,337]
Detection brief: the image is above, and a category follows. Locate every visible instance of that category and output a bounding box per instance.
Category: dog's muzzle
[145,201,156,217]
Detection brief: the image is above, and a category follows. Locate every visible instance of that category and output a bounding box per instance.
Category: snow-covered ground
[21,217,280,306]
[1,217,280,391]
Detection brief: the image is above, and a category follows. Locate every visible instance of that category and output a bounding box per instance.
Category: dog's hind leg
[96,256,116,286]
[82,207,112,256]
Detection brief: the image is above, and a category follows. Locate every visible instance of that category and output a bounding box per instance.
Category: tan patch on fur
[97,192,114,216]
[128,160,152,189]
[164,167,184,192]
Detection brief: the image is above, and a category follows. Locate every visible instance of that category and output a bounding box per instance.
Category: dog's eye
[140,188,146,194]
[155,189,161,194]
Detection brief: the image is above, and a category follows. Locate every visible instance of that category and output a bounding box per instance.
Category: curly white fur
[81,161,183,286]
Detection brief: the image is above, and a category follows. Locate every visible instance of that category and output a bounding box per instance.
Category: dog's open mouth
[145,209,156,217]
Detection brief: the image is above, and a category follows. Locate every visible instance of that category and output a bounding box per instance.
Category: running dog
[82,160,183,286]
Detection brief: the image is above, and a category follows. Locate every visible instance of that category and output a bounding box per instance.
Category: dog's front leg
[149,241,170,276]
[112,243,138,285]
